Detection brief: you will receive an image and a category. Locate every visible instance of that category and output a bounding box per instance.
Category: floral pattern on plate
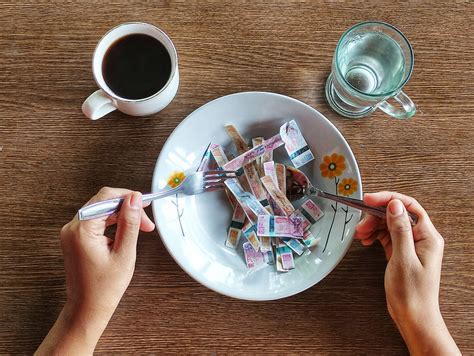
[167,170,186,236]
[319,153,358,252]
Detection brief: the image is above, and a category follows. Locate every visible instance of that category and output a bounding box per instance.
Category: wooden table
[1,1,472,354]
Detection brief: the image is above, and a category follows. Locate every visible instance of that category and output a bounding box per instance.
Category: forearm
[396,311,461,356]
[35,302,113,356]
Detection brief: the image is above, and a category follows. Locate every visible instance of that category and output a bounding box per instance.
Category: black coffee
[102,33,172,100]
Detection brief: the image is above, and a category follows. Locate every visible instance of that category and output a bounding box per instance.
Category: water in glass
[338,31,405,95]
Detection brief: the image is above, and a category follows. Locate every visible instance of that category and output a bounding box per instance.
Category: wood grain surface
[1,1,473,354]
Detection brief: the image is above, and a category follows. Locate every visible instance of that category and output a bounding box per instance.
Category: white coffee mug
[82,22,179,120]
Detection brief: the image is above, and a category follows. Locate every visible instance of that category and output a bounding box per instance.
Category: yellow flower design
[167,171,186,188]
[320,153,346,178]
[338,178,357,196]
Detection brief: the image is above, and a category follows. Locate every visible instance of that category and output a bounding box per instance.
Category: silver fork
[78,170,237,221]
[303,185,418,225]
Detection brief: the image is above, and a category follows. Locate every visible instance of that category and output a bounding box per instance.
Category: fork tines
[202,170,239,179]
[202,170,237,190]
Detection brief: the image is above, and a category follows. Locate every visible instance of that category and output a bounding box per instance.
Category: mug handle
[378,91,416,119]
[82,89,117,120]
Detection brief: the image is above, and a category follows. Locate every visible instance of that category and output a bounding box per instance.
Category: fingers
[80,187,155,235]
[378,232,391,249]
[85,187,133,206]
[386,199,419,263]
[414,222,445,269]
[365,191,441,246]
[375,231,393,260]
[114,192,142,256]
[105,210,155,232]
[77,188,134,235]
[360,235,377,246]
[356,214,385,234]
[355,214,386,245]
[140,210,155,232]
[364,191,429,223]
[354,223,394,260]
[380,237,393,260]
[357,192,443,267]
[356,214,380,234]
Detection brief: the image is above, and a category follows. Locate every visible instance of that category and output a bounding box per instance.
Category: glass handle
[378,91,416,119]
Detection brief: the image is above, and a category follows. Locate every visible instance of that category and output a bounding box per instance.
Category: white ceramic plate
[152,92,362,300]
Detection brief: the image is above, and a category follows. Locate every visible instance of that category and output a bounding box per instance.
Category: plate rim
[151,91,363,301]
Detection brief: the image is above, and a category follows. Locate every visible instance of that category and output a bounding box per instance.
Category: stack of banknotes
[197,120,324,272]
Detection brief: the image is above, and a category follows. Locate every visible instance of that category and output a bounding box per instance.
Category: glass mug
[325,21,416,119]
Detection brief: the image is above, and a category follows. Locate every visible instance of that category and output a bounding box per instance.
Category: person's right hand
[355,191,460,355]
[36,187,154,356]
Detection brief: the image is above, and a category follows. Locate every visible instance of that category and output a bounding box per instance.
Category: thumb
[386,199,417,261]
[114,192,142,255]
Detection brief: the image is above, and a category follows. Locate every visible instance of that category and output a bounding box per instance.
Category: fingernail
[130,192,142,210]
[389,199,404,216]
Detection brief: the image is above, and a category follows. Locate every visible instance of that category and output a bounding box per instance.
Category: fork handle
[317,191,418,225]
[78,186,180,221]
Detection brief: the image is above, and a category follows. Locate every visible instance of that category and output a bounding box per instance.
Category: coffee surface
[102,33,172,100]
